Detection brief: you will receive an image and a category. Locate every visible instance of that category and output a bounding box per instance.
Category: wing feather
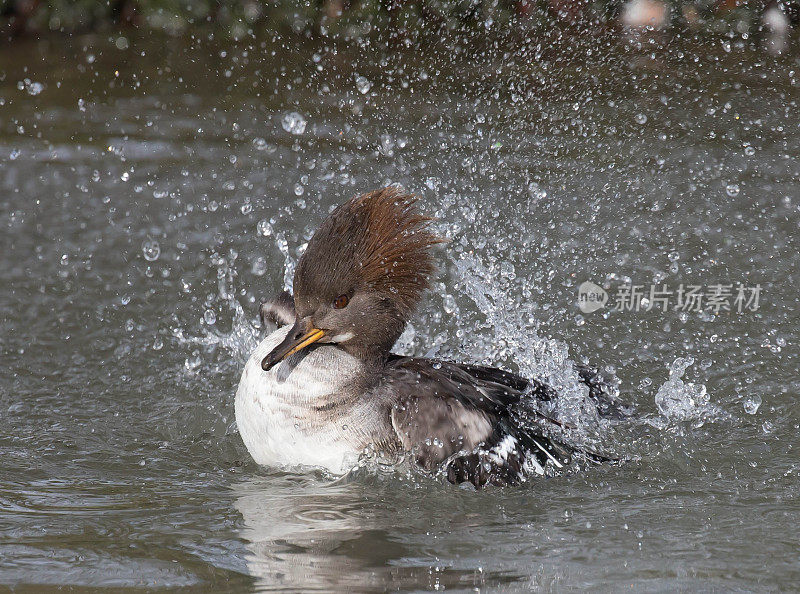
[383,357,580,488]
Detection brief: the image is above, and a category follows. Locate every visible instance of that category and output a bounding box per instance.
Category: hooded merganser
[236,187,621,487]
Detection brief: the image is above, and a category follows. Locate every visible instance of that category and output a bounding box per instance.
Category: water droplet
[281,111,307,135]
[23,80,44,96]
[743,394,761,415]
[355,75,372,94]
[379,134,394,155]
[184,350,202,371]
[294,183,304,196]
[443,294,458,315]
[527,182,547,203]
[9,149,19,160]
[152,336,164,351]
[635,113,648,124]
[204,309,217,325]
[141,239,161,262]
[240,202,252,215]
[257,219,273,237]
[251,257,267,276]
[726,183,740,197]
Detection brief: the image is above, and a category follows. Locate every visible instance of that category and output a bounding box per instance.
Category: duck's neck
[337,343,391,379]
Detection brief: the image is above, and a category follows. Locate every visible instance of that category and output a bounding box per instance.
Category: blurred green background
[1,0,797,47]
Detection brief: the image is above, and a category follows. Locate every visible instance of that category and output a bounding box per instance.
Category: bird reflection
[231,472,499,591]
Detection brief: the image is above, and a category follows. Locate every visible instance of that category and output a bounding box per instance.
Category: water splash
[173,250,261,370]
[450,253,728,459]
[650,356,720,430]
[454,253,610,450]
[174,228,305,371]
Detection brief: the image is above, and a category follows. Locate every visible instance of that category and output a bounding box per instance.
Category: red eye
[333,294,349,309]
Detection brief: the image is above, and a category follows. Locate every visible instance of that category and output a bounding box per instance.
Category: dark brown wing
[386,354,631,422]
[384,357,576,488]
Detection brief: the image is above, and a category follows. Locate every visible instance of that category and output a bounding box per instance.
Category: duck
[235,187,623,487]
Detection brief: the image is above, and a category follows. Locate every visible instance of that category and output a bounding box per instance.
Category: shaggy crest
[294,187,442,316]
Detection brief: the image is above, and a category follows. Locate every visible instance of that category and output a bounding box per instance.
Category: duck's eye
[333,294,349,309]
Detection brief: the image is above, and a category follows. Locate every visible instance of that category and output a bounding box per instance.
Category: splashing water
[652,357,719,429]
[453,253,610,451]
[173,251,261,370]
[173,222,310,373]
[179,243,727,465]
[174,296,260,370]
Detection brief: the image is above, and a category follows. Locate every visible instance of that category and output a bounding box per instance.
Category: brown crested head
[261,187,442,370]
[295,187,440,318]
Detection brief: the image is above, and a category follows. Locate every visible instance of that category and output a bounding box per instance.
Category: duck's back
[380,356,624,488]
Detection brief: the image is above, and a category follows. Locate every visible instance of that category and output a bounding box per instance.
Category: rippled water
[2,30,799,590]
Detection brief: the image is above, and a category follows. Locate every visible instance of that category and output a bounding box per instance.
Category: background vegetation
[1,0,797,45]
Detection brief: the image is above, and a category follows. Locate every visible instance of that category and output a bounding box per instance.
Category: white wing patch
[487,435,518,464]
[523,454,545,476]
[529,437,564,469]
[484,434,553,478]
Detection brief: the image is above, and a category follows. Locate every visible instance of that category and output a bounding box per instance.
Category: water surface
[1,31,799,590]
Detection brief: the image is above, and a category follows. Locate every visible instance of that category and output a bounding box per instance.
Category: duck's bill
[261,327,326,371]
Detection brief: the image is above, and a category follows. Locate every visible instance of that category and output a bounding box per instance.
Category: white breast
[235,326,381,475]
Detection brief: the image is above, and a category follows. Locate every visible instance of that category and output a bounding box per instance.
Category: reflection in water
[232,472,533,591]
[234,474,378,590]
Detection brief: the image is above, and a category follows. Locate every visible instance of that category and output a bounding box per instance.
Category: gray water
[1,30,799,591]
